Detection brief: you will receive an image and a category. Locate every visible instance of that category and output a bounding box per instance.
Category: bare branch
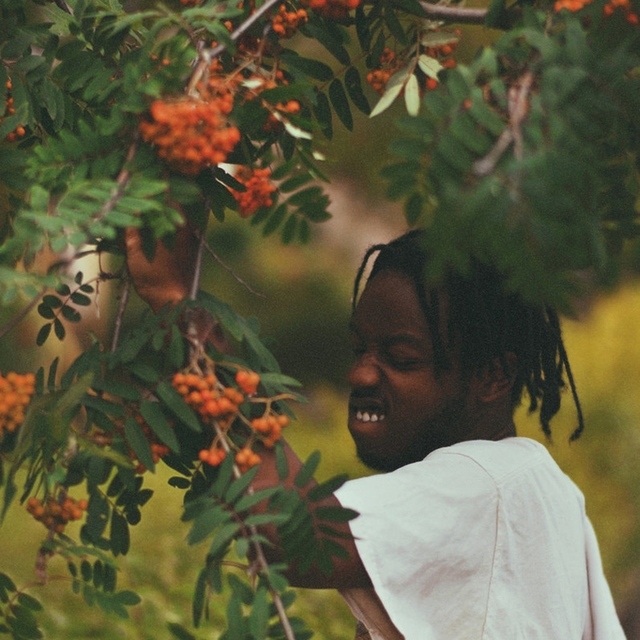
[419,1,487,24]
[473,72,533,176]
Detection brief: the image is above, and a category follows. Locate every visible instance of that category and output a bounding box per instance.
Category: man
[127,227,625,639]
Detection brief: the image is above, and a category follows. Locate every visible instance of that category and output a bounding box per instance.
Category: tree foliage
[0,0,638,637]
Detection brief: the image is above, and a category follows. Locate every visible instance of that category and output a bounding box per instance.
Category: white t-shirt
[336,437,626,640]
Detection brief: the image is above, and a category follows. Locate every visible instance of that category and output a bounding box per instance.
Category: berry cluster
[172,371,245,424]
[139,84,240,175]
[230,167,277,217]
[173,367,288,471]
[272,4,308,37]
[603,0,639,23]
[27,495,88,534]
[553,0,592,11]
[300,0,361,20]
[366,48,404,95]
[250,412,288,449]
[2,79,26,143]
[0,371,36,438]
[420,35,458,92]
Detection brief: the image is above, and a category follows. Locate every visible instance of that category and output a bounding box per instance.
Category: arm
[125,224,372,590]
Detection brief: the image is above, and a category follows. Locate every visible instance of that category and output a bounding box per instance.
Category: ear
[473,353,517,403]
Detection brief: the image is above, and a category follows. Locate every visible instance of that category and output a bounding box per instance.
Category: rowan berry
[236,370,261,395]
[229,167,276,218]
[272,4,308,37]
[199,445,226,466]
[27,494,88,533]
[0,371,36,439]
[235,447,261,473]
[300,0,361,20]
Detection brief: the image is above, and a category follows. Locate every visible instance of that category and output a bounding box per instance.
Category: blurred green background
[2,20,640,638]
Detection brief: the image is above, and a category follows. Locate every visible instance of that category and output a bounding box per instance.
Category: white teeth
[356,411,385,422]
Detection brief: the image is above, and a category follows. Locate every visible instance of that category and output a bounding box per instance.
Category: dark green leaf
[156,381,202,433]
[313,90,333,139]
[262,203,287,236]
[281,50,334,81]
[61,305,81,322]
[140,399,179,452]
[281,214,297,245]
[110,510,130,556]
[329,79,353,131]
[167,622,198,640]
[307,473,350,501]
[123,416,155,472]
[345,66,370,115]
[36,323,52,346]
[17,593,43,612]
[192,568,208,628]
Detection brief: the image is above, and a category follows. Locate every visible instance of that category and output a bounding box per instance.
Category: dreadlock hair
[352,229,585,441]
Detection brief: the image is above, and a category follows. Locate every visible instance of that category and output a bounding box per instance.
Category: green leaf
[225,465,259,505]
[16,593,43,612]
[281,50,334,81]
[192,568,208,628]
[140,399,179,452]
[313,90,333,139]
[294,450,321,488]
[249,586,270,639]
[345,66,370,115]
[329,79,353,131]
[167,622,198,640]
[187,505,232,546]
[36,323,52,346]
[275,441,289,481]
[123,416,155,472]
[110,509,130,556]
[307,474,350,501]
[208,522,241,558]
[155,381,201,432]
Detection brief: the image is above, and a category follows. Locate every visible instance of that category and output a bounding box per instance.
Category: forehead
[351,270,431,340]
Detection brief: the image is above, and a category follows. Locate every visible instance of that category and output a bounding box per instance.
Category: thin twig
[202,239,266,299]
[111,273,131,353]
[187,0,281,94]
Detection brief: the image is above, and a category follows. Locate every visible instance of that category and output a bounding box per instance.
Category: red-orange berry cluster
[235,369,261,395]
[250,412,288,449]
[139,97,240,175]
[602,0,639,22]
[27,495,88,534]
[172,371,245,423]
[234,446,262,473]
[300,0,361,20]
[0,371,35,438]
[2,80,26,143]
[230,167,277,218]
[272,4,308,37]
[553,0,592,10]
[198,444,227,466]
[366,48,404,95]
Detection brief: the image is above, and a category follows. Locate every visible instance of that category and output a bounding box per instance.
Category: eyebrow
[348,322,427,347]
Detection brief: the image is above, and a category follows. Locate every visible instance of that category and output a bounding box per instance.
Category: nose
[347,352,381,389]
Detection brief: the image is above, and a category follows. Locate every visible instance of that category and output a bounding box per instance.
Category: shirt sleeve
[335,451,499,640]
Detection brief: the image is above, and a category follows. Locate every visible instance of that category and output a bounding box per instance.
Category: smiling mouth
[354,410,386,423]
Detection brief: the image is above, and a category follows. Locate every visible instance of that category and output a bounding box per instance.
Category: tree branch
[419,1,488,24]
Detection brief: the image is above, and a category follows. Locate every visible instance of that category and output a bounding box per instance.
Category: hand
[124,223,198,314]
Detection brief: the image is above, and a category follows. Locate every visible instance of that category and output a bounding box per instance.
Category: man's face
[347,269,471,472]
